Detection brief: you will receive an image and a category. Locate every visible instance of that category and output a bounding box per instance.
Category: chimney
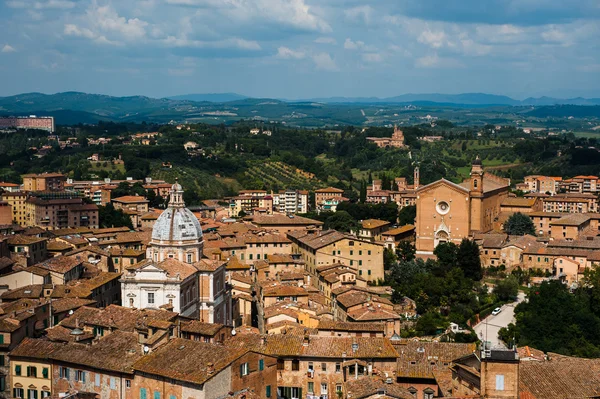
[303,333,310,346]
[207,362,214,375]
[261,336,267,346]
[75,318,79,328]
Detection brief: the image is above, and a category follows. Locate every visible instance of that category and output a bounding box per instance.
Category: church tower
[470,155,484,193]
[470,156,484,232]
[414,167,420,189]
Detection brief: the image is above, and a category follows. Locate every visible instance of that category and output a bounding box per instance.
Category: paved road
[473,291,526,348]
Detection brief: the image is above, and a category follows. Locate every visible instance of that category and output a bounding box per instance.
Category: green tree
[416,311,449,336]
[503,212,536,236]
[384,248,397,270]
[493,276,519,301]
[98,204,133,229]
[398,205,416,225]
[457,238,483,281]
[324,211,359,233]
[396,241,416,262]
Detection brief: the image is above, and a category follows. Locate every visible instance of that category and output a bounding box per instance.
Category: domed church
[121,181,231,323]
[147,180,204,264]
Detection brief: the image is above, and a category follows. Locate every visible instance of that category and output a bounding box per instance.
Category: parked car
[491,307,502,316]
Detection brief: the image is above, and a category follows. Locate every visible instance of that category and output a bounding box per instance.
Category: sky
[0,0,599,99]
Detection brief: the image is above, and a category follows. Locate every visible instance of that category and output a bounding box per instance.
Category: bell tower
[414,167,420,189]
[470,156,483,193]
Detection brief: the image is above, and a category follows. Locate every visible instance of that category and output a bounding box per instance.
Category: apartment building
[25,195,99,229]
[287,229,384,283]
[21,173,66,192]
[1,192,28,225]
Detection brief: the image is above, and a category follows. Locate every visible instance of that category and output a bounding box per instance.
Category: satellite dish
[143,345,149,354]
[231,329,236,336]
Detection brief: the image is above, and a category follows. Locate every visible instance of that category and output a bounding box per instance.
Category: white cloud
[344,5,373,25]
[314,37,337,45]
[362,53,383,63]
[91,5,148,41]
[312,52,338,71]
[162,36,261,50]
[1,45,16,53]
[344,38,364,50]
[7,0,76,9]
[64,24,120,45]
[416,53,464,68]
[276,46,305,59]
[167,0,331,33]
[418,30,448,48]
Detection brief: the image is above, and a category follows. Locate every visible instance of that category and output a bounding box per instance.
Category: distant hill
[167,93,248,102]
[0,91,599,126]
[301,93,600,106]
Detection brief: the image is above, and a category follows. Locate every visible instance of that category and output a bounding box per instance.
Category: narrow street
[473,291,526,348]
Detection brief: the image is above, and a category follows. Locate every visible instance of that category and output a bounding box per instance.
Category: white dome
[152,207,203,243]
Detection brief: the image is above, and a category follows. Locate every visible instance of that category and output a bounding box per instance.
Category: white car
[491,307,502,316]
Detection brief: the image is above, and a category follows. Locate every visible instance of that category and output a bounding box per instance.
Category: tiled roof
[262,335,398,359]
[336,290,393,309]
[51,331,143,374]
[195,258,226,272]
[394,341,476,379]
[347,306,401,322]
[549,214,591,226]
[9,338,64,359]
[35,256,82,274]
[60,304,177,331]
[112,195,149,203]
[262,284,309,297]
[318,320,385,333]
[51,298,97,314]
[180,321,226,336]
[65,246,110,257]
[315,187,344,193]
[247,214,323,226]
[47,241,74,251]
[501,197,538,207]
[287,229,348,250]
[133,338,249,385]
[344,376,415,399]
[6,235,47,245]
[0,284,46,300]
[361,219,391,229]
[155,259,199,280]
[519,356,600,399]
[245,234,291,244]
[381,225,415,236]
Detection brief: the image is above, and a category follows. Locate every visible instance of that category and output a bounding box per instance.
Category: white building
[272,190,309,214]
[121,181,232,323]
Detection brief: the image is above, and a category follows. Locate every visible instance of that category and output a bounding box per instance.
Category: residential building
[315,187,345,212]
[272,190,309,214]
[1,192,27,225]
[246,214,323,234]
[8,338,61,399]
[6,236,48,267]
[541,193,598,213]
[288,229,385,283]
[358,219,392,241]
[25,193,98,229]
[21,173,66,192]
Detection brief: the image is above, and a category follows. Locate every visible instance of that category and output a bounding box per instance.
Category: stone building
[367,126,406,148]
[415,157,510,255]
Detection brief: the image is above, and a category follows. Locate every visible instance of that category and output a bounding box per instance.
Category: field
[244,161,325,190]
[89,160,126,173]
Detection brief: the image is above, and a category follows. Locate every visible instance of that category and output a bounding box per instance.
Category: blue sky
[0,0,599,99]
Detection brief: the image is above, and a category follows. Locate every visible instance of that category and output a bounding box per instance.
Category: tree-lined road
[474,291,526,347]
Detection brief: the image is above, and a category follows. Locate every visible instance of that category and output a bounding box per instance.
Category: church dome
[151,180,203,243]
[151,207,203,243]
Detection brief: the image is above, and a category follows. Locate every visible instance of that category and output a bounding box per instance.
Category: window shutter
[140,388,147,399]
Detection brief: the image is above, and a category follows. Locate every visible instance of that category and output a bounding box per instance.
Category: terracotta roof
[315,187,344,193]
[154,259,198,280]
[9,338,64,360]
[225,256,250,271]
[245,234,291,244]
[336,290,393,309]
[50,331,143,374]
[111,195,149,203]
[51,298,97,314]
[133,338,250,385]
[361,219,391,229]
[262,284,309,297]
[65,246,110,257]
[195,258,226,272]
[247,214,323,226]
[287,229,349,250]
[394,341,476,379]
[549,214,591,226]
[381,225,415,236]
[0,284,46,300]
[502,197,538,207]
[60,304,177,331]
[345,376,415,399]
[262,335,398,359]
[35,256,83,274]
[517,346,546,361]
[519,356,600,399]
[318,320,385,333]
[47,241,74,251]
[6,235,47,245]
[348,306,401,322]
[181,321,226,336]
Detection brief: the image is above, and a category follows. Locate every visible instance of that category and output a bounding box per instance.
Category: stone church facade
[415,157,510,254]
